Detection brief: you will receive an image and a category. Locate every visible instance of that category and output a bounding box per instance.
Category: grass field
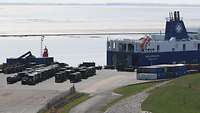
[101,82,157,111]
[62,93,90,113]
[142,73,200,113]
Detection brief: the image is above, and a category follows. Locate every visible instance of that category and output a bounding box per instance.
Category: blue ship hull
[107,51,200,67]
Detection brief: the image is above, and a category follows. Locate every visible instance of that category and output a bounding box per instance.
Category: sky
[1,0,200,5]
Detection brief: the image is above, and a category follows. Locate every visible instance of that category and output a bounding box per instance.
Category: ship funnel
[165,11,188,40]
[177,11,180,20]
[174,11,177,21]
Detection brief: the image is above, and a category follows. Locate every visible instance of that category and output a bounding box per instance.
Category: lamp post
[41,36,45,57]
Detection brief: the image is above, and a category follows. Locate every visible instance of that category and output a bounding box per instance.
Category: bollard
[70,84,76,94]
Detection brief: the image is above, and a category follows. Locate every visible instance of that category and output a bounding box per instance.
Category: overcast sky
[1,0,200,5]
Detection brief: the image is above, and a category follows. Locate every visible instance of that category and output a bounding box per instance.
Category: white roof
[139,64,185,69]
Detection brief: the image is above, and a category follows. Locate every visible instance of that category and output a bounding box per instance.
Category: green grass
[142,73,200,113]
[62,93,90,113]
[43,93,90,113]
[101,82,157,111]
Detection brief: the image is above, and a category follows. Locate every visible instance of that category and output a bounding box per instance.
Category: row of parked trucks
[55,62,96,83]
[6,62,97,85]
[7,64,59,85]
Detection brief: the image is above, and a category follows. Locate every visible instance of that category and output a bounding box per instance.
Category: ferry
[107,11,200,69]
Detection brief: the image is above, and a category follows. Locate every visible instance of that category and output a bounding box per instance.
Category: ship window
[183,44,186,51]
[119,43,123,51]
[107,42,111,49]
[128,44,134,52]
[122,44,126,52]
[198,43,200,51]
[142,49,144,52]
[172,48,175,52]
[157,45,160,52]
[128,44,132,51]
[113,42,116,49]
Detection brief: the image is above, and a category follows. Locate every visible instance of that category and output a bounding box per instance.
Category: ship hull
[107,51,200,67]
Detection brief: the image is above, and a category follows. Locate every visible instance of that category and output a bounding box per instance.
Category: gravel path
[70,92,121,113]
[104,81,171,113]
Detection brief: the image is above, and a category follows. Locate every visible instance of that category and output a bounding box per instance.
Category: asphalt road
[105,81,170,113]
[0,69,146,113]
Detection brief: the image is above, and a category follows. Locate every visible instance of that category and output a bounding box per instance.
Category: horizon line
[0,2,200,7]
